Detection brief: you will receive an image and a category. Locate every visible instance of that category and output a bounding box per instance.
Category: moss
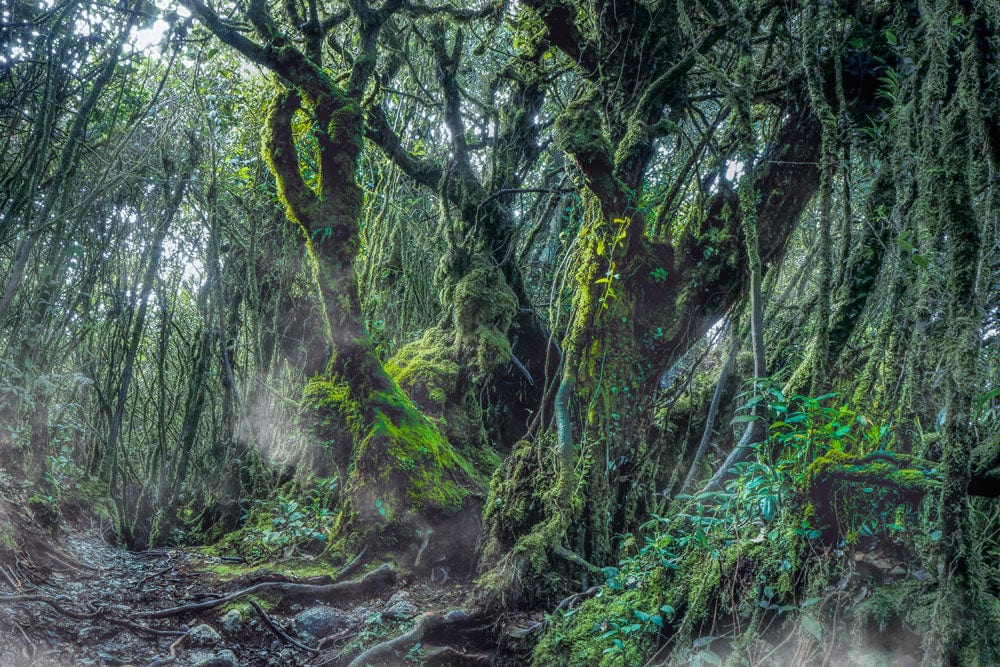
[534,585,661,666]
[806,449,938,496]
[554,92,614,191]
[385,328,460,413]
[451,263,518,377]
[855,580,923,632]
[224,595,275,614]
[385,327,499,479]
[300,378,360,476]
[349,385,475,519]
[196,558,340,582]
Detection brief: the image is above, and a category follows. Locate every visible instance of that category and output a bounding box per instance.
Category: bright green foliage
[534,388,941,664]
[302,369,482,543]
[222,478,338,562]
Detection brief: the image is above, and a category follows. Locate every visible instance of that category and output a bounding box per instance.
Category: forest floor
[0,527,539,666]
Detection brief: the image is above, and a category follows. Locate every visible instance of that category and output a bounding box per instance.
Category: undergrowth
[215,476,339,562]
[534,383,943,665]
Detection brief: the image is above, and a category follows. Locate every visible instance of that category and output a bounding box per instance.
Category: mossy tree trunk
[184,0,482,549]
[363,17,555,456]
[921,3,991,658]
[479,0,826,605]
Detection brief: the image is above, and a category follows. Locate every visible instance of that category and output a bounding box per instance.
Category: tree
[181,0,486,554]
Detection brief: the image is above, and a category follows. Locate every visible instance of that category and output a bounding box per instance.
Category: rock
[912,569,931,582]
[187,623,222,647]
[387,590,410,604]
[384,600,418,620]
[292,606,351,641]
[190,649,239,667]
[219,608,244,634]
[890,566,906,576]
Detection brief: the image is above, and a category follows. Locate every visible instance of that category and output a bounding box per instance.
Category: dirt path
[0,531,526,666]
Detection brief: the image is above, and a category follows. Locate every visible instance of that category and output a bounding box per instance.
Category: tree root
[553,586,599,614]
[0,593,185,639]
[0,594,103,620]
[11,620,35,660]
[146,634,187,667]
[421,644,493,665]
[227,547,368,588]
[344,609,482,667]
[345,612,437,667]
[140,563,396,619]
[552,546,600,574]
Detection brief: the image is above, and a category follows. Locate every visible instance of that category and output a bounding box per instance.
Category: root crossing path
[0,531,510,666]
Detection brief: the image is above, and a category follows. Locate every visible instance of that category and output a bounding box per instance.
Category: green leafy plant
[240,477,338,559]
[588,385,917,659]
[593,217,631,310]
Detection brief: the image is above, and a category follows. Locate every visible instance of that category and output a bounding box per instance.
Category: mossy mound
[303,371,485,553]
[385,328,461,412]
[386,327,501,477]
[447,262,518,377]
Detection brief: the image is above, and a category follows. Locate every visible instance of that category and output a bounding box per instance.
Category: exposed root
[421,644,493,665]
[344,609,483,667]
[553,585,599,614]
[146,634,187,667]
[0,594,103,620]
[0,593,186,643]
[345,612,441,667]
[552,546,600,574]
[12,620,35,660]
[140,563,397,619]
[333,545,367,581]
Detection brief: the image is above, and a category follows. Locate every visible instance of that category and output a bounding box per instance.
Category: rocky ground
[0,530,542,666]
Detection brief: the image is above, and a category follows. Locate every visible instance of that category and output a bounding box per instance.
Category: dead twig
[111,618,186,638]
[136,564,174,589]
[250,599,319,653]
